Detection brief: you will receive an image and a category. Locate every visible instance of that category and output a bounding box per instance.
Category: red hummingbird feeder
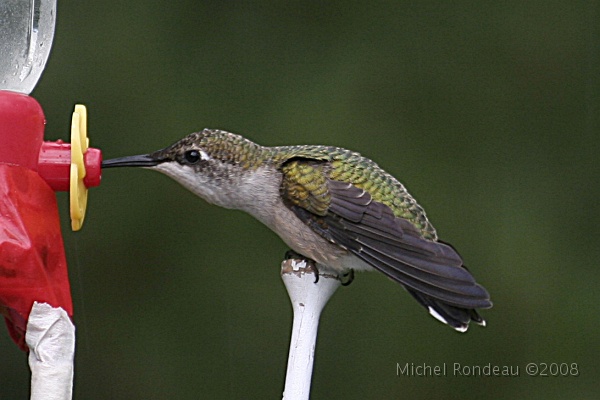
[0,92,102,351]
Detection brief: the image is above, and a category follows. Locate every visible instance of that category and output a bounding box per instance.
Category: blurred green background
[2,1,599,399]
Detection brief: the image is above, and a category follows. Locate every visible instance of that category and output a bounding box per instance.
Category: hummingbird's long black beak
[102,154,161,168]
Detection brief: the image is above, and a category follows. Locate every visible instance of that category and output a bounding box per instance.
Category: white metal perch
[281,258,341,400]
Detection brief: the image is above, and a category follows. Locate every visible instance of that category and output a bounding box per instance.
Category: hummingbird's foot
[283,250,319,283]
[340,269,355,286]
[284,249,302,260]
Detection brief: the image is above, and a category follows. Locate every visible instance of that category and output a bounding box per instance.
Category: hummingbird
[102,129,492,332]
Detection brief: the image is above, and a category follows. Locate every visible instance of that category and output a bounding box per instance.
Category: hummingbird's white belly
[267,204,373,274]
[246,197,372,274]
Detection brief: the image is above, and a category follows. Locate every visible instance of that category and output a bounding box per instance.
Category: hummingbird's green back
[270,144,438,241]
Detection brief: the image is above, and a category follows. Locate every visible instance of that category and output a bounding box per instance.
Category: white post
[26,302,75,400]
[281,258,340,400]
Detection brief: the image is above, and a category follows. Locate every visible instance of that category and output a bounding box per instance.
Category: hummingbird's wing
[280,158,491,330]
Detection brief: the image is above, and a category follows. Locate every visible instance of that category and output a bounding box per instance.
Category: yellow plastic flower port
[70,105,89,231]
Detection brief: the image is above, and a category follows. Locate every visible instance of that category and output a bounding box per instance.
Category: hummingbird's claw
[341,269,355,286]
[284,249,302,260]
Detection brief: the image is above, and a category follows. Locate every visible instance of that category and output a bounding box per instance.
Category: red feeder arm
[0,90,101,351]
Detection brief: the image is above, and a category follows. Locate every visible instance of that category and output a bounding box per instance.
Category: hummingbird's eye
[184,150,201,164]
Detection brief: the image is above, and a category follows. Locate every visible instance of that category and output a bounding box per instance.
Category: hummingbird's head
[103,129,267,208]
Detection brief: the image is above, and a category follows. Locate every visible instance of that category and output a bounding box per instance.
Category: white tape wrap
[26,302,75,400]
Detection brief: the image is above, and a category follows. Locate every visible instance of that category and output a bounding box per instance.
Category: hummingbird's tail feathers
[406,289,486,332]
[349,244,491,309]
